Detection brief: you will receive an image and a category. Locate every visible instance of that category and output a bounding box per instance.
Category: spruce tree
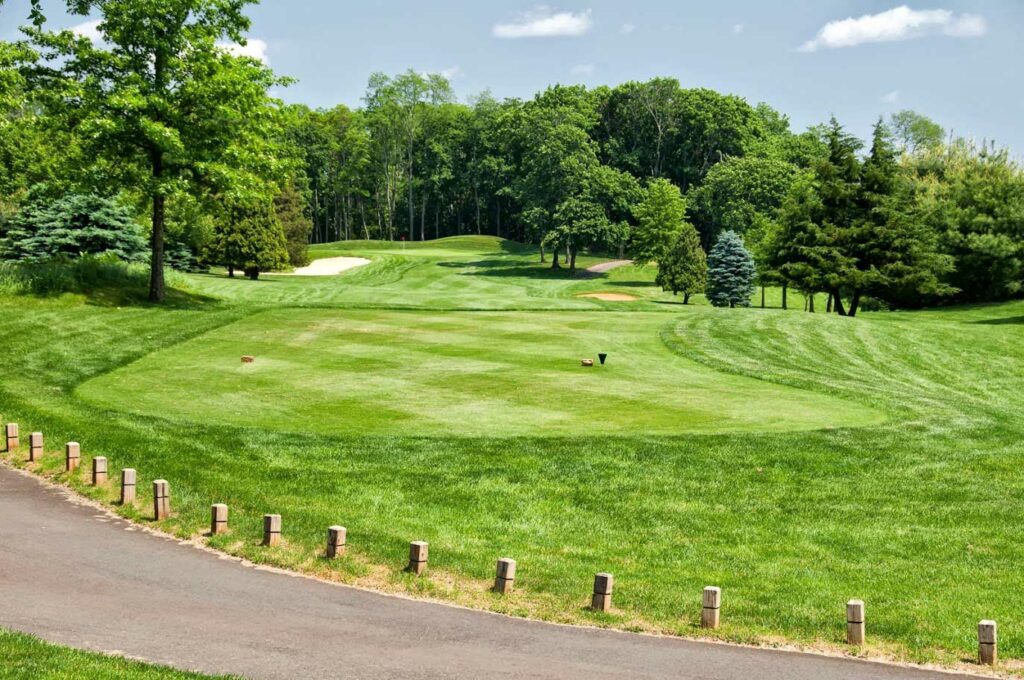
[655,223,706,303]
[274,183,313,267]
[706,230,755,308]
[209,200,289,280]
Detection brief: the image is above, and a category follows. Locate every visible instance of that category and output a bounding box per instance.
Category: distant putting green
[77,309,883,436]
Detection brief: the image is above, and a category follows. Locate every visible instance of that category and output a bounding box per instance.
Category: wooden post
[65,442,81,472]
[5,423,18,451]
[326,526,346,558]
[979,620,997,666]
[152,480,170,520]
[702,586,721,629]
[846,600,865,645]
[29,432,43,462]
[210,504,228,535]
[591,573,613,612]
[120,469,137,505]
[407,541,428,575]
[494,558,516,594]
[262,514,281,546]
[92,457,108,485]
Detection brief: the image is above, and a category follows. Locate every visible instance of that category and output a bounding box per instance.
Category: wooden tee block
[846,600,865,645]
[979,620,997,666]
[28,432,43,462]
[92,457,108,485]
[5,423,18,451]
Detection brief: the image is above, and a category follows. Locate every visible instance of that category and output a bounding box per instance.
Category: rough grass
[2,236,1022,672]
[0,629,232,679]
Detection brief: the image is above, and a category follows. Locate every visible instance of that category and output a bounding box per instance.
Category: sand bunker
[578,292,638,302]
[272,257,370,276]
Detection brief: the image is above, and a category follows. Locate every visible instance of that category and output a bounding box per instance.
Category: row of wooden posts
[4,423,1002,666]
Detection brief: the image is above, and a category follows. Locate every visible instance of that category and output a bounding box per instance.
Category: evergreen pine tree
[706,230,756,308]
[274,183,313,267]
[209,200,289,280]
[655,222,706,303]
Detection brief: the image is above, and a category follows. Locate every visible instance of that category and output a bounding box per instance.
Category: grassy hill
[2,235,1023,669]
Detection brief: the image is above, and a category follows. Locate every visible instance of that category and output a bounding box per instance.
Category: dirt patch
[577,292,639,302]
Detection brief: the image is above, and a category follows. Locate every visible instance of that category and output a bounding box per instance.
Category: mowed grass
[2,236,1023,671]
[77,309,882,436]
[0,629,232,679]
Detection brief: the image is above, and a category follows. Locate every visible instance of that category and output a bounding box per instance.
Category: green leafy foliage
[631,178,688,265]
[209,199,289,279]
[706,230,755,308]
[274,182,313,267]
[655,222,706,302]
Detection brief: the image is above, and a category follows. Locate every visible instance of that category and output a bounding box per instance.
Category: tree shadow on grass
[436,259,592,280]
[972,316,1024,325]
[80,284,221,310]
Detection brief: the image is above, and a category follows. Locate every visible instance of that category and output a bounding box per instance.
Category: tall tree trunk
[826,292,833,314]
[420,194,427,242]
[550,249,560,269]
[782,284,788,310]
[848,290,862,317]
[149,156,166,302]
[569,245,577,275]
[761,285,765,309]
[683,292,691,304]
[539,243,546,263]
[832,289,847,316]
[407,147,415,242]
[496,199,502,238]
[808,294,815,313]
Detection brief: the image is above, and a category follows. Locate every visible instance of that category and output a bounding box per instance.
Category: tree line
[2,1,1023,308]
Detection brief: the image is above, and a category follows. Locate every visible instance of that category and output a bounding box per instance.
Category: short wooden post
[846,600,865,645]
[262,514,281,546]
[494,558,516,594]
[65,442,81,472]
[120,469,137,505]
[591,573,613,612]
[407,541,428,575]
[92,456,108,485]
[152,480,170,520]
[326,526,346,558]
[210,504,228,535]
[5,423,18,451]
[28,432,43,462]
[702,586,721,629]
[979,620,997,666]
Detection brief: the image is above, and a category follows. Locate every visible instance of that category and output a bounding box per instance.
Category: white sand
[272,257,370,277]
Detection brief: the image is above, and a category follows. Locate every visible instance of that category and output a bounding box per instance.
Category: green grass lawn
[0,629,231,679]
[2,236,1023,671]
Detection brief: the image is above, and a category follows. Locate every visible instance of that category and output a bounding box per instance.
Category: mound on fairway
[78,309,884,436]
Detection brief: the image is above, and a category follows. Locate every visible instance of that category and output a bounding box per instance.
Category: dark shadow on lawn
[972,315,1024,325]
[81,285,220,310]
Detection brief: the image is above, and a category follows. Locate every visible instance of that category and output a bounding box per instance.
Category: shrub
[0,193,148,263]
[706,230,756,308]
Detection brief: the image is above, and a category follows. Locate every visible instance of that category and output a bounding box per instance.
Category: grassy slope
[2,236,1022,670]
[0,629,232,679]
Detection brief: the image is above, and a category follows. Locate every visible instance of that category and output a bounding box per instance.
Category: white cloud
[494,7,593,39]
[69,19,102,42]
[881,90,900,104]
[218,38,269,64]
[570,63,595,76]
[620,22,636,34]
[440,66,463,80]
[732,24,744,35]
[800,6,987,52]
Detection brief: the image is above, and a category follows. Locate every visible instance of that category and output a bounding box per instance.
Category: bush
[0,254,187,297]
[0,193,148,263]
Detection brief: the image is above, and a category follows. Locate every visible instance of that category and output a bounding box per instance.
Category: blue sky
[3,1,1023,153]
